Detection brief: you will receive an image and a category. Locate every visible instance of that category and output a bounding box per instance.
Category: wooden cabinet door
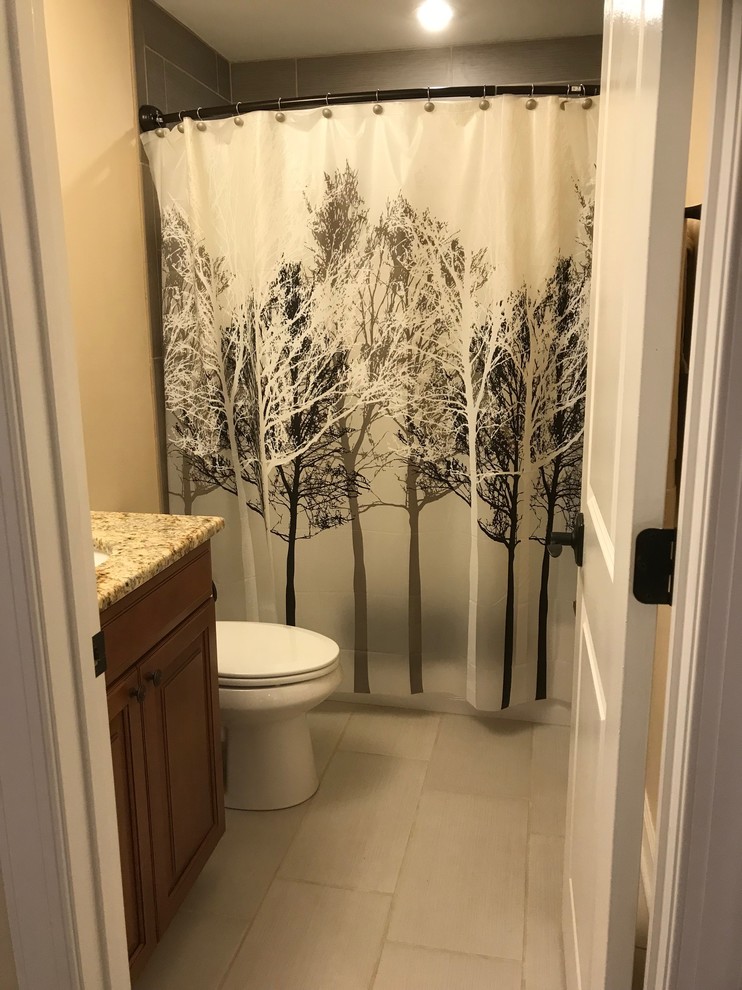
[140,600,225,933]
[107,668,156,978]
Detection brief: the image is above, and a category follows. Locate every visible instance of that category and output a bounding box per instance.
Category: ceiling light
[416,0,454,32]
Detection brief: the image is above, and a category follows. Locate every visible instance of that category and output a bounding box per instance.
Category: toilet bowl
[216,621,341,811]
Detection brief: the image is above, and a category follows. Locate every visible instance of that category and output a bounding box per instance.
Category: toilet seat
[216,621,340,688]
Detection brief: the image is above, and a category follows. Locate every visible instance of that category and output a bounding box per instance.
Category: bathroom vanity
[93,511,225,978]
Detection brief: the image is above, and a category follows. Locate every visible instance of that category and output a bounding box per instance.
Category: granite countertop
[92,511,225,611]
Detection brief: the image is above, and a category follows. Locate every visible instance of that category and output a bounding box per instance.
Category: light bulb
[416,0,454,32]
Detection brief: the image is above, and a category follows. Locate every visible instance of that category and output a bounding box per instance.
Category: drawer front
[102,544,212,686]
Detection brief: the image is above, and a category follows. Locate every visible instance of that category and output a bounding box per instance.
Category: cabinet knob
[129,686,146,704]
[146,669,163,687]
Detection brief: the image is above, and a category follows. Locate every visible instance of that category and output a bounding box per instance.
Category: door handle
[548,512,584,567]
[145,669,163,688]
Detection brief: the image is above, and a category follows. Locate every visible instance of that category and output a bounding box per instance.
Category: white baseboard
[641,793,657,913]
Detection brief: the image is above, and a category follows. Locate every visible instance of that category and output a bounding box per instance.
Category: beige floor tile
[308,705,353,775]
[388,790,528,959]
[279,750,427,892]
[424,714,533,799]
[133,909,245,990]
[179,805,307,923]
[524,834,566,990]
[530,724,570,836]
[372,941,522,990]
[339,706,441,761]
[220,879,391,990]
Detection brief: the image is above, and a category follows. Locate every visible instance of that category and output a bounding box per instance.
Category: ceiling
[157,0,604,63]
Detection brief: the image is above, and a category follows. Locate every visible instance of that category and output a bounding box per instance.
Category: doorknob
[548,512,584,567]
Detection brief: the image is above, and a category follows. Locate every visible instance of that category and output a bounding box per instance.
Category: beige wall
[644,0,720,830]
[0,866,18,990]
[45,0,161,512]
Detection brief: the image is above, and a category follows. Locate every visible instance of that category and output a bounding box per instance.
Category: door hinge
[92,629,107,678]
[633,528,677,605]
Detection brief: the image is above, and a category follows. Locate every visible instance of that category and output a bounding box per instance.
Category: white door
[563,1,699,987]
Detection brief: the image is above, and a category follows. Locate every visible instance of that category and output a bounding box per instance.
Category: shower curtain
[143,95,598,711]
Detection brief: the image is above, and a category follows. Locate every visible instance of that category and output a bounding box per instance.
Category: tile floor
[134,704,570,990]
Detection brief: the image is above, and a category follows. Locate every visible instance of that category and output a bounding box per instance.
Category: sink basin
[94,550,109,568]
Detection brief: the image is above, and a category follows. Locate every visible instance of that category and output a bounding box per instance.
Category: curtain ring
[176,110,185,133]
[323,93,333,118]
[195,107,207,131]
[526,83,537,111]
[234,102,244,125]
[424,86,435,112]
[275,97,286,122]
[479,84,490,111]
[373,90,383,115]
[560,84,570,111]
[581,84,593,110]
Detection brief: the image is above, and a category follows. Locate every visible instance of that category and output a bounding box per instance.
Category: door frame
[647,1,742,986]
[0,0,741,987]
[0,0,129,985]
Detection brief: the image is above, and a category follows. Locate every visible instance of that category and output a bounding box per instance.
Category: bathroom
[0,0,724,988]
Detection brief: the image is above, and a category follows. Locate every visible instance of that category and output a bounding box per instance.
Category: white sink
[94,550,109,568]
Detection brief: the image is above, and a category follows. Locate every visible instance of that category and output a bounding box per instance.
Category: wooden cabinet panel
[107,669,156,978]
[102,544,212,686]
[141,600,225,933]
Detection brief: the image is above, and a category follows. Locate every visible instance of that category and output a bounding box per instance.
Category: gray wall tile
[231,59,298,102]
[217,55,232,100]
[451,35,603,86]
[131,0,148,105]
[163,61,221,115]
[141,0,219,91]
[145,49,167,111]
[297,47,452,96]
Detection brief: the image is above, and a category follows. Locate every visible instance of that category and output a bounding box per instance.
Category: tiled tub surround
[92,511,224,609]
[133,705,570,990]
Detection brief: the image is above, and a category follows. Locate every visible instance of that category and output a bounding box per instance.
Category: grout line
[366,710,446,984]
[144,45,223,108]
[332,708,354,752]
[260,874,393,897]
[384,937,523,965]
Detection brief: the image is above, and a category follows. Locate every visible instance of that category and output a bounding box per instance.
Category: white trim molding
[648,1,742,986]
[641,794,657,915]
[0,0,129,986]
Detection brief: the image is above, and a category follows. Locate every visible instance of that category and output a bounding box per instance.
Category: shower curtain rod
[138,82,601,131]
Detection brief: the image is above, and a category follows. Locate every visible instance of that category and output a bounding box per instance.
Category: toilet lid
[216,621,339,684]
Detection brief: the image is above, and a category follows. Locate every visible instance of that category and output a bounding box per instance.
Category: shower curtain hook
[234,102,244,126]
[479,84,490,111]
[177,110,185,133]
[323,93,333,118]
[424,86,435,112]
[560,84,570,111]
[275,97,286,123]
[581,84,593,110]
[526,83,537,111]
[195,107,207,131]
[373,90,384,115]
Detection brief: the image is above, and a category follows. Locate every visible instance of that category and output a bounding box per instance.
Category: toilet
[216,621,341,811]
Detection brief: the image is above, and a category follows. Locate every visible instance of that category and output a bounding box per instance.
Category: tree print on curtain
[145,96,598,711]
